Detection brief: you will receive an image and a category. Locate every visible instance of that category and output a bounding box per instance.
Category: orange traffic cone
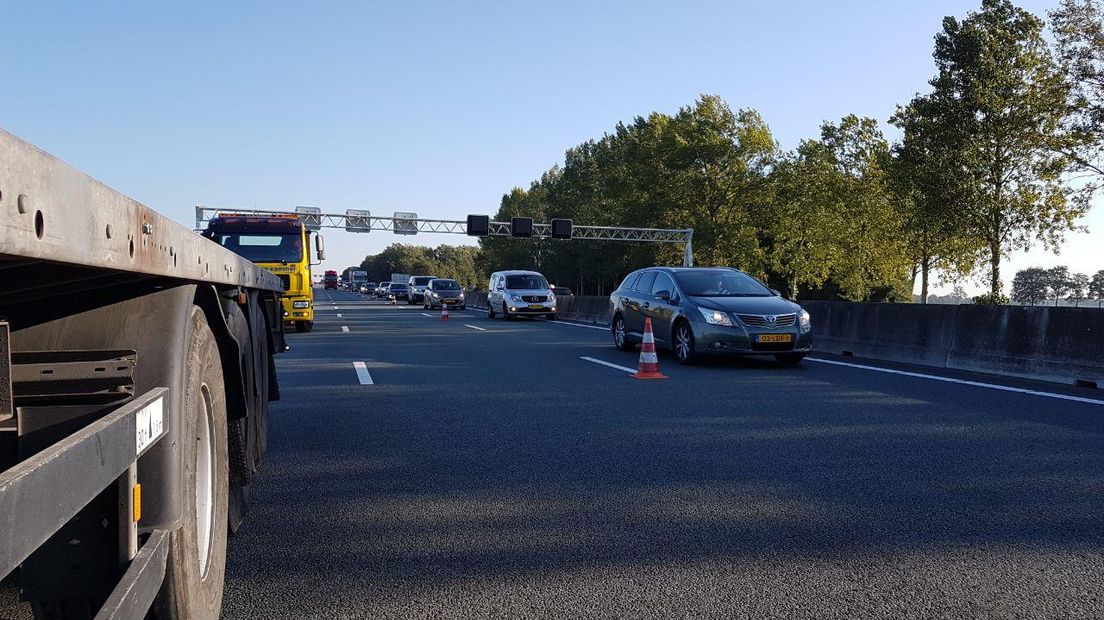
[440,303,450,321]
[632,318,668,379]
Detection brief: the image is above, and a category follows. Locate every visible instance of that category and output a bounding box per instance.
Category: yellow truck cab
[205,213,322,332]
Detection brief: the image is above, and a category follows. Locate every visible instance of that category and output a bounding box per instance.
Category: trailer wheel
[153,307,229,620]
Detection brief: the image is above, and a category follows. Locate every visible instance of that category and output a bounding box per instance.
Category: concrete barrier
[805,300,1104,387]
[466,291,1104,386]
[802,301,959,367]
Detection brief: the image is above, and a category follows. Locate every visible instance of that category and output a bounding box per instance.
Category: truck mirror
[315,235,326,261]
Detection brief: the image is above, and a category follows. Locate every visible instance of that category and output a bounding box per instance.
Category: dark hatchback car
[609,267,812,364]
[388,282,409,301]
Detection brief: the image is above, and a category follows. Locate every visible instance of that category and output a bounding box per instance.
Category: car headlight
[458,292,465,299]
[509,293,522,301]
[697,307,734,327]
[431,292,439,298]
[799,309,812,333]
[292,300,310,309]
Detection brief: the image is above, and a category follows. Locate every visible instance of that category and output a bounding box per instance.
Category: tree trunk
[989,242,1002,297]
[920,259,930,304]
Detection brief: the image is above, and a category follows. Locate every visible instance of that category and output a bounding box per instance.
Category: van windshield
[505,274,548,290]
[411,277,435,286]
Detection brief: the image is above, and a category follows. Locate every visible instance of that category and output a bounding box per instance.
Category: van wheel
[488,305,496,319]
[153,307,229,620]
[503,303,514,321]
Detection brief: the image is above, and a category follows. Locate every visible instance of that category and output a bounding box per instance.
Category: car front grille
[736,313,797,328]
[522,295,547,303]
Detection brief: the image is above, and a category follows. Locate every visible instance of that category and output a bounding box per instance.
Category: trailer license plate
[135,397,165,454]
[757,333,792,343]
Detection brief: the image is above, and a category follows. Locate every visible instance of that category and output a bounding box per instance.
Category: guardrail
[0,387,170,619]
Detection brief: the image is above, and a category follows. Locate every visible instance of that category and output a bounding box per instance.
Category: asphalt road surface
[216,290,1104,619]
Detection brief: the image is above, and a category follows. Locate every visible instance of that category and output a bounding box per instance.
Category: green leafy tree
[890,103,981,302]
[1089,269,1104,306]
[1044,265,1073,305]
[909,0,1094,297]
[1050,0,1104,177]
[1068,271,1091,305]
[1011,267,1050,304]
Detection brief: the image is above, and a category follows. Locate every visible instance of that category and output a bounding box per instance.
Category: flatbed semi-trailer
[0,128,284,619]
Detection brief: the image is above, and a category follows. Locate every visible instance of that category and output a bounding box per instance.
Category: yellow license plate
[757,333,792,343]
[528,304,544,309]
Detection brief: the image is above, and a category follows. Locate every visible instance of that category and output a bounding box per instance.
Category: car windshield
[412,277,434,286]
[674,270,772,297]
[217,233,303,263]
[505,274,548,289]
[432,280,461,290]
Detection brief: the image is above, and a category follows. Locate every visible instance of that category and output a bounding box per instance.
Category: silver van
[487,270,557,320]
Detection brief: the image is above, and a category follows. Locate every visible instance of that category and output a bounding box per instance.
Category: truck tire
[227,418,250,536]
[295,320,313,333]
[153,307,229,620]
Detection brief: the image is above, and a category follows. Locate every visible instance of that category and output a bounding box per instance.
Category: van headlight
[292,300,310,309]
[458,291,465,299]
[698,307,734,327]
[431,292,440,298]
[799,309,812,334]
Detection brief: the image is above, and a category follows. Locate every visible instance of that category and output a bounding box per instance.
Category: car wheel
[612,314,633,351]
[674,321,697,365]
[503,303,514,321]
[775,353,807,365]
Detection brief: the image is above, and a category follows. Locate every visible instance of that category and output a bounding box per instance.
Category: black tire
[503,303,514,321]
[546,314,557,321]
[673,320,698,365]
[227,481,250,536]
[612,314,633,351]
[775,353,807,365]
[488,304,496,319]
[295,320,313,333]
[153,307,229,620]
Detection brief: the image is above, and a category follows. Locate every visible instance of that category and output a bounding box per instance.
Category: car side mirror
[655,290,672,301]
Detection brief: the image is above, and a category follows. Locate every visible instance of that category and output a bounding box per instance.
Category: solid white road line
[807,357,1104,406]
[420,313,432,317]
[580,356,636,374]
[465,324,487,331]
[551,321,609,332]
[353,361,374,385]
[341,326,349,333]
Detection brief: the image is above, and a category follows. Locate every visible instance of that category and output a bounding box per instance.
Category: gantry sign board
[195,206,696,265]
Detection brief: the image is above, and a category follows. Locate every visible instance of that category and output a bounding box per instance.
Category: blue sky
[4,0,1097,293]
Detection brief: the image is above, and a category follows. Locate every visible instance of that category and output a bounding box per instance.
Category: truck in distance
[204,213,323,333]
[323,270,339,290]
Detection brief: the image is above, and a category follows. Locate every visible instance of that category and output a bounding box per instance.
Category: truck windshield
[505,274,548,289]
[217,234,303,263]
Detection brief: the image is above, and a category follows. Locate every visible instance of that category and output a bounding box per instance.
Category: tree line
[1011,267,1104,305]
[470,0,1104,302]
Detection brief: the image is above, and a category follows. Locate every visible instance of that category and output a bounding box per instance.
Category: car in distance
[550,285,573,297]
[361,282,377,295]
[487,270,557,320]
[407,275,439,305]
[609,266,811,365]
[388,282,409,301]
[424,278,466,310]
[378,282,392,299]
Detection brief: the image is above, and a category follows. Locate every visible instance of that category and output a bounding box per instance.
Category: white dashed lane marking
[580,356,636,374]
[465,324,487,331]
[352,361,374,385]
